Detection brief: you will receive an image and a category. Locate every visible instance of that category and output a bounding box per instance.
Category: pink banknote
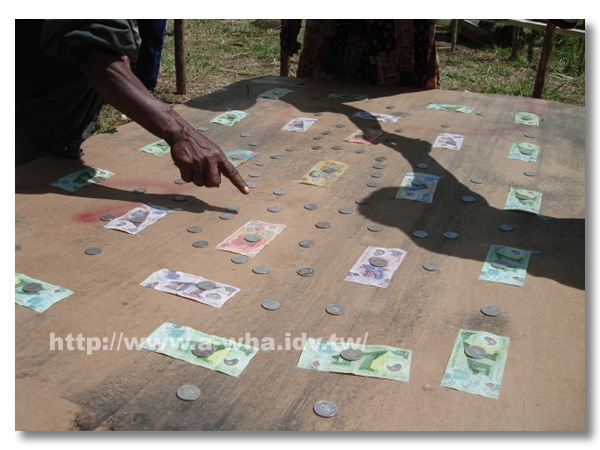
[104,204,175,235]
[345,246,407,288]
[215,219,286,257]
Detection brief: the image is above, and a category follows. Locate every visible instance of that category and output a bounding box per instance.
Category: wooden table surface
[15,76,585,431]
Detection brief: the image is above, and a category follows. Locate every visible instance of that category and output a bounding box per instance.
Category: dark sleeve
[39,19,140,64]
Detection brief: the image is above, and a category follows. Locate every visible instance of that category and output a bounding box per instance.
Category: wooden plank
[15,77,585,431]
[174,19,186,95]
[490,19,584,38]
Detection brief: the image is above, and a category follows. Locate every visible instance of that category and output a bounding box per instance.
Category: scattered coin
[355,198,369,205]
[524,133,535,138]
[375,156,387,162]
[340,348,363,361]
[315,221,330,229]
[335,124,346,128]
[297,267,314,277]
[240,132,251,137]
[441,123,452,128]
[299,239,315,248]
[176,385,202,401]
[339,207,353,214]
[331,145,343,150]
[270,154,283,159]
[192,240,209,248]
[249,142,260,146]
[367,181,380,187]
[245,234,261,242]
[255,161,268,166]
[15,244,21,252]
[369,257,388,267]
[373,163,386,169]
[273,189,287,195]
[465,345,487,359]
[321,131,332,136]
[355,149,366,154]
[498,224,514,232]
[196,280,216,291]
[311,145,323,150]
[412,230,429,239]
[314,401,338,418]
[423,262,441,271]
[395,128,406,133]
[462,195,475,203]
[476,112,486,116]
[84,247,102,255]
[174,178,187,185]
[197,126,209,132]
[443,231,459,239]
[130,214,146,223]
[371,172,385,179]
[247,182,257,188]
[314,112,324,116]
[172,195,187,202]
[304,203,318,210]
[225,205,240,213]
[491,259,509,269]
[187,225,203,233]
[481,305,502,316]
[248,172,262,178]
[261,299,281,310]
[100,214,115,221]
[386,105,395,110]
[22,282,43,293]
[313,136,324,140]
[325,304,346,315]
[252,265,270,274]
[524,171,537,177]
[220,213,235,221]
[515,193,530,200]
[367,225,383,232]
[285,147,296,152]
[267,205,282,213]
[192,343,214,358]
[470,177,483,184]
[133,187,147,194]
[231,255,249,264]
[416,163,429,169]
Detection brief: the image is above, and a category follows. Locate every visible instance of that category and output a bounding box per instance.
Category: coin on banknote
[231,255,249,264]
[314,401,338,418]
[315,221,330,229]
[22,282,43,293]
[325,304,345,315]
[196,281,216,291]
[423,262,441,271]
[498,224,514,232]
[231,154,244,160]
[367,225,383,232]
[192,343,214,358]
[304,203,318,210]
[92,176,106,183]
[130,214,146,223]
[299,240,315,248]
[176,385,202,401]
[267,205,282,213]
[187,225,203,233]
[100,214,115,221]
[465,345,487,359]
[519,148,533,155]
[220,213,235,220]
[369,257,388,267]
[261,299,281,310]
[245,234,261,242]
[192,240,209,248]
[223,358,239,366]
[253,265,270,274]
[491,259,509,269]
[443,231,459,239]
[340,348,363,361]
[84,247,102,255]
[515,193,530,200]
[339,207,353,214]
[462,195,475,203]
[481,305,502,316]
[297,267,314,277]
[413,230,429,239]
[411,178,426,186]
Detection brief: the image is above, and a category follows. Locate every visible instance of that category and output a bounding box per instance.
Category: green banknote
[297,338,412,382]
[515,112,539,126]
[508,142,540,163]
[441,329,510,399]
[478,245,531,287]
[49,167,116,192]
[504,186,543,214]
[211,110,249,126]
[141,322,258,377]
[138,139,171,156]
[225,149,258,167]
[15,273,74,313]
[328,93,369,101]
[427,103,473,113]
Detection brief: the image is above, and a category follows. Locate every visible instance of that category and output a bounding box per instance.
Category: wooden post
[532,22,556,99]
[451,19,459,51]
[280,50,291,77]
[174,19,186,95]
[511,25,521,60]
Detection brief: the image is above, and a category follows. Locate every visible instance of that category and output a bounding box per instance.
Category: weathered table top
[15,76,585,431]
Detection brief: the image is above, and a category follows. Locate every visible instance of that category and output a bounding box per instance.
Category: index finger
[219,158,250,195]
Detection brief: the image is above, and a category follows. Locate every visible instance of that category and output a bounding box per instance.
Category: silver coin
[367,181,380,187]
[249,142,260,146]
[267,205,282,213]
[375,156,387,162]
[285,147,296,152]
[173,195,187,202]
[192,343,213,357]
[247,182,257,188]
[245,234,261,242]
[100,214,115,221]
[395,128,406,133]
[311,145,323,150]
[335,124,346,128]
[443,231,459,239]
[223,358,239,366]
[423,262,441,271]
[498,224,514,232]
[367,225,383,232]
[481,305,502,316]
[133,187,147,194]
[225,205,240,212]
[84,247,102,255]
[176,385,202,401]
[270,154,283,159]
[369,257,388,267]
[520,149,533,155]
[372,163,385,169]
[187,225,203,233]
[197,126,209,132]
[240,132,251,137]
[339,207,353,214]
[231,255,249,264]
[340,348,363,361]
[314,401,338,418]
[491,259,509,269]
[331,145,343,150]
[261,299,281,310]
[248,172,262,178]
[411,178,426,186]
[297,267,314,277]
[314,112,324,116]
[416,163,429,169]
[313,135,324,140]
[273,189,287,195]
[22,282,43,293]
[524,133,535,138]
[192,240,209,248]
[299,240,315,248]
[470,177,483,184]
[220,213,235,220]
[465,345,487,359]
[355,149,366,154]
[252,265,270,274]
[304,203,318,210]
[231,154,245,160]
[462,195,475,203]
[441,123,452,128]
[386,105,395,110]
[371,172,384,178]
[476,112,486,116]
[130,214,146,223]
[355,198,369,205]
[92,176,106,183]
[325,304,345,315]
[196,280,216,290]
[315,221,330,229]
[515,193,529,200]
[413,230,429,239]
[15,244,21,252]
[174,178,187,185]
[322,131,332,136]
[524,171,537,177]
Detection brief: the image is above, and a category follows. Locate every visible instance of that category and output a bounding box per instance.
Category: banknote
[433,133,464,150]
[298,338,412,382]
[104,204,175,235]
[343,129,383,144]
[225,149,259,167]
[345,246,407,288]
[427,103,473,113]
[138,139,171,156]
[441,329,510,399]
[50,167,116,192]
[215,219,286,257]
[515,112,539,126]
[281,117,317,132]
[328,93,369,101]
[508,142,540,163]
[395,172,441,203]
[259,88,293,99]
[15,273,74,313]
[140,268,240,308]
[211,110,249,126]
[299,160,350,188]
[351,111,400,123]
[504,186,543,214]
[141,322,258,377]
[478,245,532,287]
